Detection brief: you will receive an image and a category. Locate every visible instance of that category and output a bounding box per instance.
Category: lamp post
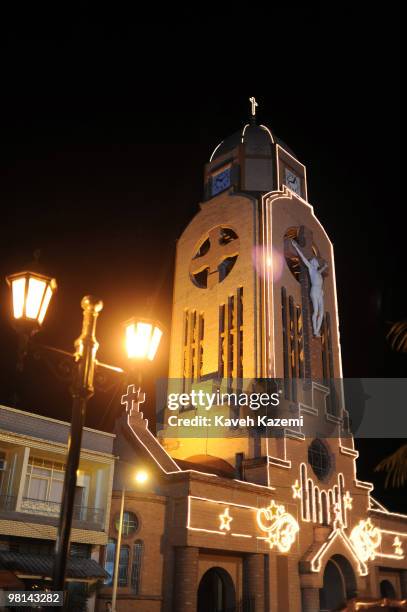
[52,295,104,593]
[5,264,163,599]
[111,470,149,612]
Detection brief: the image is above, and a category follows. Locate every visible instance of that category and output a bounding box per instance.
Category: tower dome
[204,99,302,198]
[210,122,274,162]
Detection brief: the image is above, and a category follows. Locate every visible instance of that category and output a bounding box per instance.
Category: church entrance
[197,567,236,612]
[319,554,357,611]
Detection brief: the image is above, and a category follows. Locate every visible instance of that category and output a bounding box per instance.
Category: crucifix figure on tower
[249,96,258,117]
[291,239,328,337]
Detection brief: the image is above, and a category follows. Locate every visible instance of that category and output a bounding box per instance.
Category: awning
[0,552,108,582]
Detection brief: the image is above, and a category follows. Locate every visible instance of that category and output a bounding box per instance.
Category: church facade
[99,104,407,611]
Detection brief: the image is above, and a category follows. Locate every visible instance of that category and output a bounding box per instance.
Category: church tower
[117,101,407,612]
[161,98,351,478]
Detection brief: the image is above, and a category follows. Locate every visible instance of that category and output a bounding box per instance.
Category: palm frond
[375,444,407,488]
[387,320,407,353]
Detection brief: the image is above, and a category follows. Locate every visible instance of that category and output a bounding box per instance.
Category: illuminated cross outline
[121,383,145,415]
[249,96,258,116]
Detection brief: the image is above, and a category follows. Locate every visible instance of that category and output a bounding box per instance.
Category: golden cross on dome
[249,96,258,117]
[219,507,233,531]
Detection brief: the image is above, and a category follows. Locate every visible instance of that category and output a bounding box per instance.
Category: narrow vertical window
[227,295,235,385]
[289,296,298,401]
[314,487,321,523]
[131,540,143,594]
[321,491,329,525]
[296,305,304,379]
[104,538,116,585]
[308,479,314,523]
[198,313,204,380]
[328,490,334,524]
[300,464,308,520]
[190,310,197,382]
[236,287,243,381]
[281,287,290,399]
[182,310,189,391]
[218,304,225,378]
[338,473,345,524]
[118,545,130,586]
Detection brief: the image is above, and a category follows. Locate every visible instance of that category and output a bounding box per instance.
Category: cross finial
[249,96,258,117]
[121,383,145,415]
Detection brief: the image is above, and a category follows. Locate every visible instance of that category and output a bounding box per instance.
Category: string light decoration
[350,519,382,562]
[219,507,233,532]
[256,500,299,552]
[292,479,302,499]
[343,491,353,510]
[393,536,403,557]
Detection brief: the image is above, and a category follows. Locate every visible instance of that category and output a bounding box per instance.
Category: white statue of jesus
[291,240,328,337]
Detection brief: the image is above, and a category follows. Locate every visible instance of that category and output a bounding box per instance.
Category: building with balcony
[0,404,115,609]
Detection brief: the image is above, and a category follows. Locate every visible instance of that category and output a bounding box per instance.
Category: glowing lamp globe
[125,318,163,362]
[135,470,148,484]
[6,270,57,329]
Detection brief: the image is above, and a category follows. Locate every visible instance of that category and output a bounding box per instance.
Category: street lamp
[111,470,149,612]
[6,269,57,326]
[5,266,163,598]
[6,267,57,370]
[124,318,163,361]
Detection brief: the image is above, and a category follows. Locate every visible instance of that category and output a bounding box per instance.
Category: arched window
[104,538,116,586]
[118,545,130,586]
[131,540,143,594]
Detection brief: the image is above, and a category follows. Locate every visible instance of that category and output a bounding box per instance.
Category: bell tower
[161,99,355,487]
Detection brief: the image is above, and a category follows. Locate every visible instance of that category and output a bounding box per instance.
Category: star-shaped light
[343,491,353,510]
[393,536,403,556]
[219,507,233,531]
[292,480,302,499]
[267,500,284,519]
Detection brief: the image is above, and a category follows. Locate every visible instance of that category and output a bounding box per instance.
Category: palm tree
[374,320,407,487]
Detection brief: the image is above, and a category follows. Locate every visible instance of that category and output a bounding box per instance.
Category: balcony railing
[0,495,104,528]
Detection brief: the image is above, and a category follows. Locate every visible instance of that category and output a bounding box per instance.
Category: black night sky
[0,18,405,510]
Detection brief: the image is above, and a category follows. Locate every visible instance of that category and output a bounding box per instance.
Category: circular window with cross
[190,226,240,289]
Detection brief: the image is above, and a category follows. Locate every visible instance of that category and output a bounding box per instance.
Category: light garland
[292,479,301,499]
[350,519,382,562]
[219,507,233,532]
[187,495,299,553]
[393,536,403,557]
[256,500,299,552]
[343,491,353,510]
